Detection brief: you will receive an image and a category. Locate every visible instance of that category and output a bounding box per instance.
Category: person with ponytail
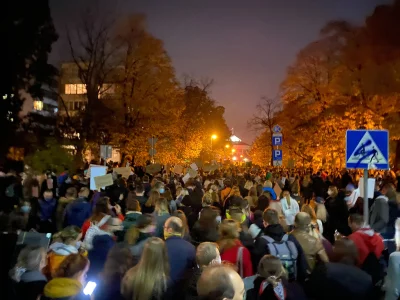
[247,255,307,300]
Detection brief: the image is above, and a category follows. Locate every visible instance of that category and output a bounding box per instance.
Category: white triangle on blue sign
[347,131,387,169]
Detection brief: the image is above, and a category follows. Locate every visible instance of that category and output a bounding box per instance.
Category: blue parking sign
[273,149,282,161]
[272,133,283,146]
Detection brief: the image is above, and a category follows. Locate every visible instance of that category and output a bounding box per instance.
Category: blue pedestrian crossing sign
[273,149,282,161]
[346,130,389,170]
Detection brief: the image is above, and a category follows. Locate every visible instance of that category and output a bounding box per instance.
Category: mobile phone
[83,281,97,296]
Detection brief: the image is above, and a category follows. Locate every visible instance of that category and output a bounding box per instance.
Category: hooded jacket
[64,198,92,228]
[43,278,89,300]
[348,227,384,266]
[122,211,142,232]
[39,198,57,221]
[45,243,80,278]
[87,235,115,280]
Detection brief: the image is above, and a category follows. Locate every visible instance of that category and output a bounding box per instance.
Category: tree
[3,0,58,162]
[248,97,281,166]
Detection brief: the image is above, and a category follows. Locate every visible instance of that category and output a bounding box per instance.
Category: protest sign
[114,167,131,179]
[94,173,113,190]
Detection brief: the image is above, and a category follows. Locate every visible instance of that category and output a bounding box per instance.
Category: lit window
[76,84,87,94]
[33,100,43,111]
[65,84,86,94]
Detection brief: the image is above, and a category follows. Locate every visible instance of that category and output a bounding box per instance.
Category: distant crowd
[1,164,400,300]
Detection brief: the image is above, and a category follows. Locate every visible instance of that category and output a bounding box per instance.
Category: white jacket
[280,197,299,226]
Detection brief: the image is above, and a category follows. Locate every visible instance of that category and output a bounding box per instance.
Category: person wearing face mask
[185,242,222,300]
[38,190,57,234]
[42,254,90,300]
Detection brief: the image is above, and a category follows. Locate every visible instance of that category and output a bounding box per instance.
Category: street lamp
[231,149,236,153]
[210,134,217,151]
[225,144,230,149]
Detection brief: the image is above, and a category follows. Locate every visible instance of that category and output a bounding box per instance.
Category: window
[76,84,87,94]
[33,100,43,111]
[65,84,86,94]
[99,83,115,98]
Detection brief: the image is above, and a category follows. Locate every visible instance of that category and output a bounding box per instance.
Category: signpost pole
[151,136,154,163]
[363,169,369,225]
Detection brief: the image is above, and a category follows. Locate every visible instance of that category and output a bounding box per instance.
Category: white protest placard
[182,173,191,184]
[94,173,114,190]
[114,167,131,179]
[358,178,376,199]
[188,168,198,178]
[190,163,198,171]
[90,166,108,190]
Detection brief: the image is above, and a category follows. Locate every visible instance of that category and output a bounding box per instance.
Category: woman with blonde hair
[122,237,170,300]
[301,204,323,238]
[248,255,307,300]
[217,219,253,278]
[245,186,258,209]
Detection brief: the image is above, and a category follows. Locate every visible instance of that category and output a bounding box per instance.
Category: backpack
[83,215,111,250]
[262,234,298,280]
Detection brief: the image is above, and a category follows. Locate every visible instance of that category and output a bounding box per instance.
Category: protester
[348,213,384,266]
[64,187,91,228]
[247,255,307,300]
[94,245,134,300]
[185,242,221,300]
[121,237,171,300]
[197,264,245,300]
[217,219,253,278]
[9,245,47,300]
[291,212,329,272]
[122,198,142,232]
[42,254,90,300]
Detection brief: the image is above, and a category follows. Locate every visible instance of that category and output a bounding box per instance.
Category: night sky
[50,0,392,143]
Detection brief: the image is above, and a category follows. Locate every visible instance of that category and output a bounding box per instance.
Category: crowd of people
[1,164,400,300]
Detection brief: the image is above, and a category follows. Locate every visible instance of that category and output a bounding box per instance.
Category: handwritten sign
[190,163,198,171]
[182,173,191,184]
[203,163,212,172]
[114,167,131,179]
[188,168,197,178]
[89,166,108,190]
[94,174,113,190]
[173,165,183,174]
[194,159,204,168]
[146,163,162,175]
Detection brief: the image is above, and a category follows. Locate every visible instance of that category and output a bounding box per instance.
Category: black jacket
[251,224,308,283]
[311,176,326,198]
[305,262,373,300]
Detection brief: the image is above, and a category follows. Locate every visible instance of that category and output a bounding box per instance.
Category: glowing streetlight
[232,156,237,161]
[231,149,236,153]
[240,155,243,158]
[225,144,230,149]
[211,134,217,140]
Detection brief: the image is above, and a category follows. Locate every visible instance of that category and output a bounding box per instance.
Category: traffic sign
[346,130,389,170]
[273,149,282,161]
[148,137,158,145]
[273,160,282,167]
[149,148,157,156]
[272,133,283,146]
[272,125,282,133]
[100,145,112,159]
